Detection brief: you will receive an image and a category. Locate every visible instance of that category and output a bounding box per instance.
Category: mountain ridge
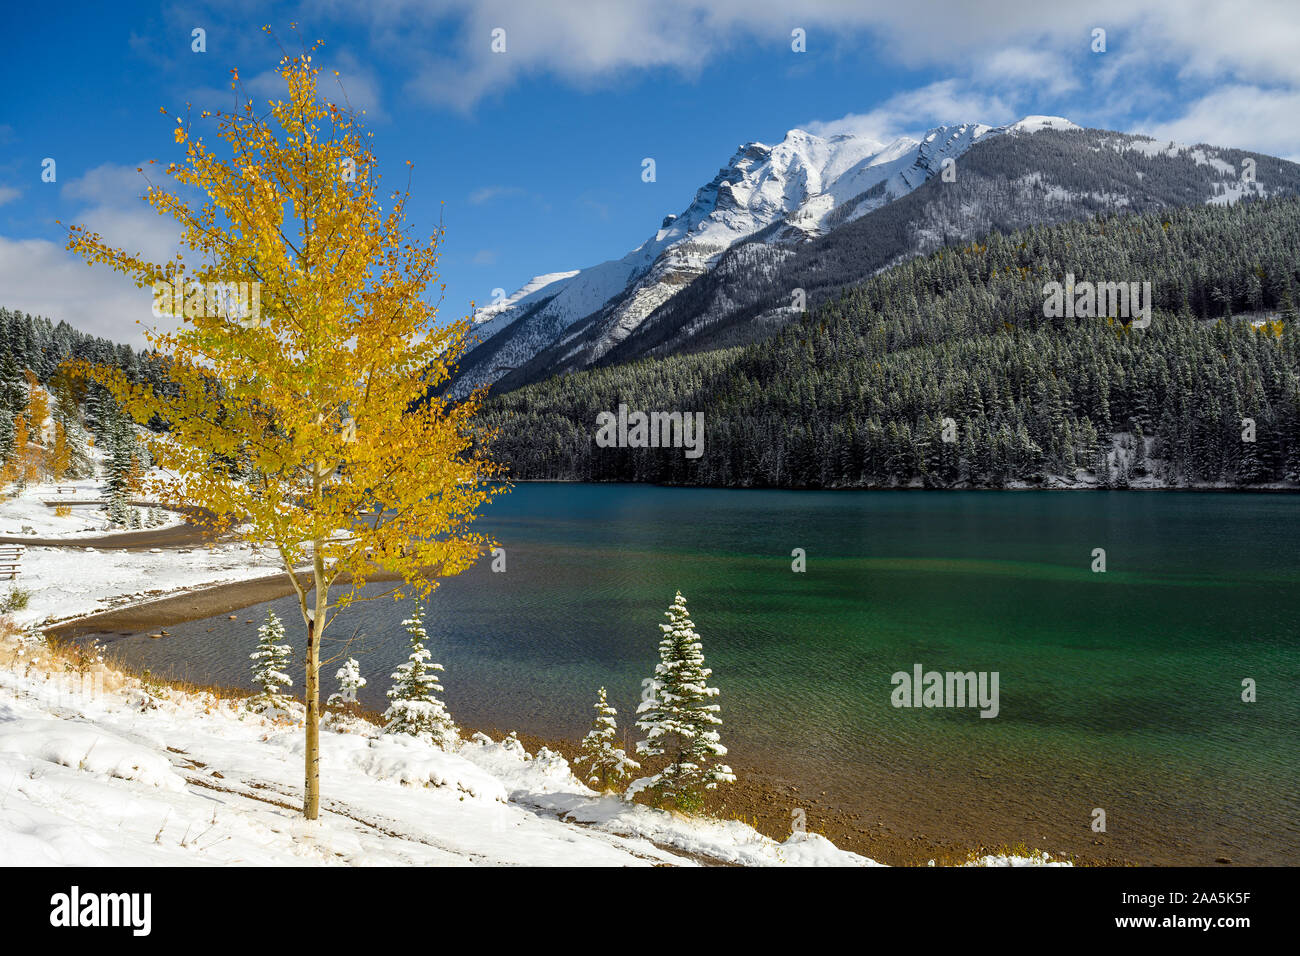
[452,115,1081,395]
[456,116,1298,398]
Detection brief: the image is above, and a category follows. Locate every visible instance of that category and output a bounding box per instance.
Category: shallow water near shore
[92,484,1300,864]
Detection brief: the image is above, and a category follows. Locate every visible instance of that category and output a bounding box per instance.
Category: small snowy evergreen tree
[632,592,735,811]
[327,657,367,710]
[0,410,14,468]
[383,605,457,747]
[248,610,293,713]
[575,686,639,792]
[104,413,134,527]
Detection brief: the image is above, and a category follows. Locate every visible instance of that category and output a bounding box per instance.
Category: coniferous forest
[481,196,1300,488]
[0,309,166,493]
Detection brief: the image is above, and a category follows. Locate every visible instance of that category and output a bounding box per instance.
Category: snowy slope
[470,270,580,342]
[0,630,881,866]
[453,116,1080,394]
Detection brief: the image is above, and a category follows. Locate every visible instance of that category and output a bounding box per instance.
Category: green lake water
[95,484,1300,864]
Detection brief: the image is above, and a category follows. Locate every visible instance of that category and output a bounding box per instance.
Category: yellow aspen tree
[21,370,49,482]
[50,422,71,480]
[12,406,35,488]
[0,439,17,497]
[63,39,505,819]
[23,370,49,432]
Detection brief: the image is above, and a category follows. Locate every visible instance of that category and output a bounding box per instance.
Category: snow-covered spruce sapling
[327,657,367,712]
[575,686,639,792]
[103,412,137,528]
[248,610,293,714]
[382,605,457,748]
[631,592,735,812]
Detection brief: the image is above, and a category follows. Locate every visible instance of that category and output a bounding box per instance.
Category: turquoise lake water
[96,484,1300,864]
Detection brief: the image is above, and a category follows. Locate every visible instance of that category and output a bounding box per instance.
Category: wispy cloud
[805,81,1015,143]
[0,162,184,344]
[467,185,525,205]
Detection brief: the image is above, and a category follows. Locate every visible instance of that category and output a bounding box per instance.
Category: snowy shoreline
[507,477,1300,492]
[1,481,1073,867]
[0,627,897,866]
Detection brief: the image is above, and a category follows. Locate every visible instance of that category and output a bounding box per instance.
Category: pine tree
[248,610,293,713]
[383,605,457,748]
[0,410,14,470]
[574,686,639,792]
[0,352,24,418]
[632,592,735,811]
[104,412,135,526]
[327,657,367,711]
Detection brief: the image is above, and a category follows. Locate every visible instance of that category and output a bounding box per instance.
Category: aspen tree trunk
[303,540,326,820]
[303,620,320,818]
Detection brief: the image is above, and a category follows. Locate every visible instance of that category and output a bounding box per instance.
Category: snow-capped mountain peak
[1007,115,1080,134]
[456,115,1074,393]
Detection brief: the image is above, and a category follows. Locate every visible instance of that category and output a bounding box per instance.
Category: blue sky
[3,0,1299,343]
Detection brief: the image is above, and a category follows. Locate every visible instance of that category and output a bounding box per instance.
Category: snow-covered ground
[0,472,289,630]
[11,541,287,629]
[0,474,184,537]
[0,631,878,866]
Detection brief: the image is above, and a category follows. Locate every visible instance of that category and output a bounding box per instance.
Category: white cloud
[805,81,1015,142]
[1140,86,1300,162]
[0,187,19,207]
[979,47,1080,97]
[0,236,155,345]
[61,162,180,266]
[305,0,1297,111]
[0,163,185,345]
[304,0,1300,158]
